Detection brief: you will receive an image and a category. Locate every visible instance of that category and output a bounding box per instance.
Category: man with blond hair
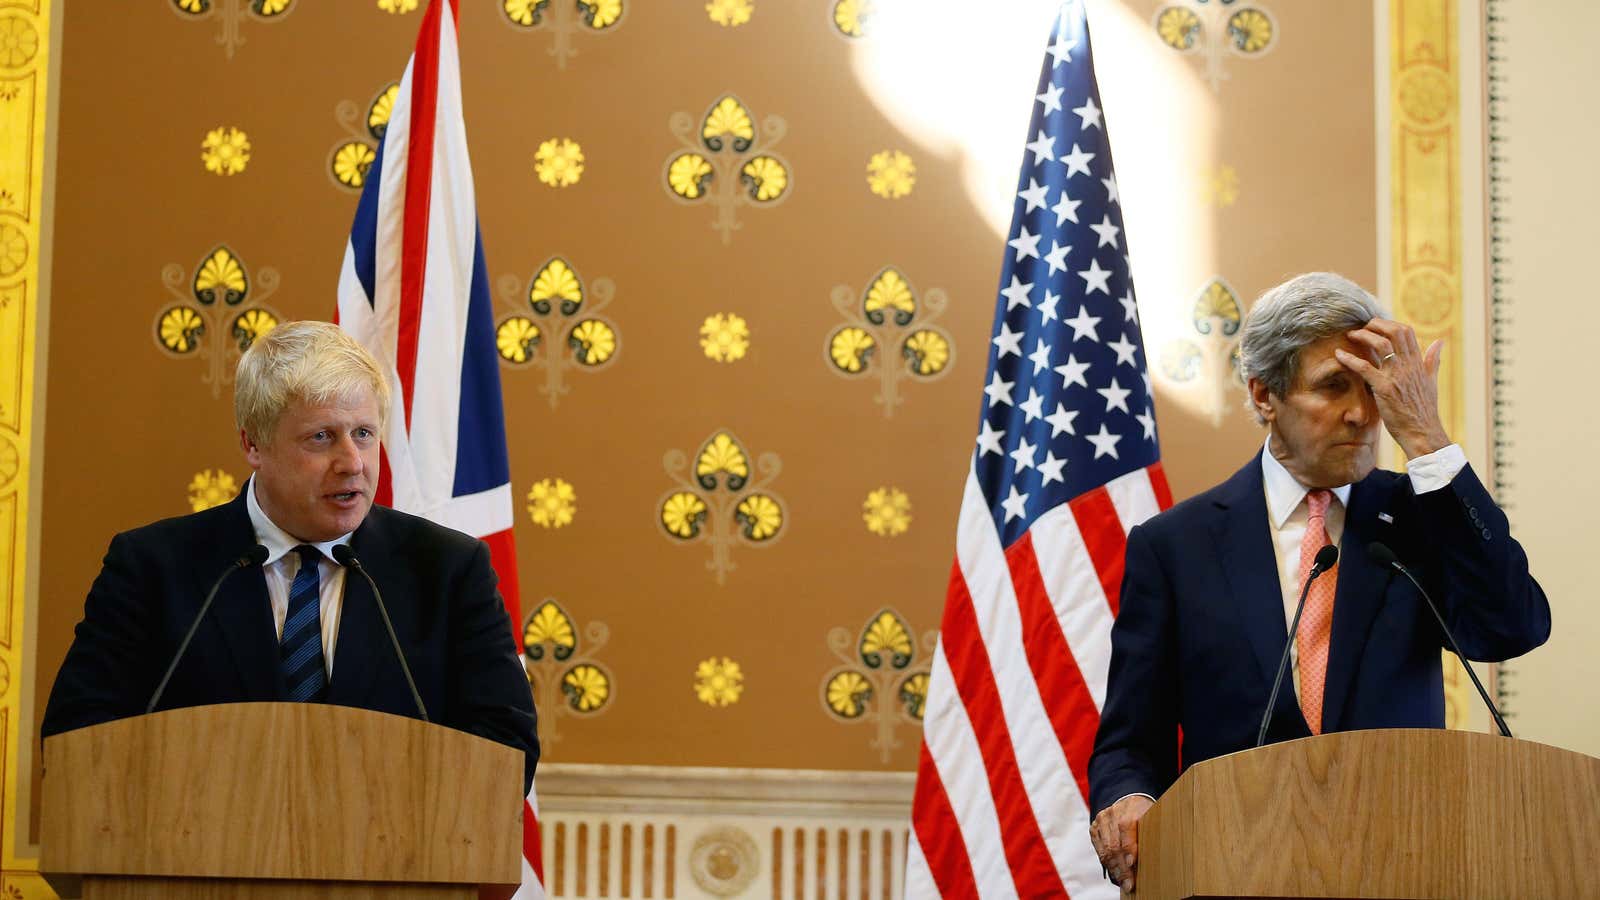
[43,321,538,791]
[1086,273,1549,892]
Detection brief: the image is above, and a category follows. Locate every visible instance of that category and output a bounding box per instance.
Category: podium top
[1137,728,1600,899]
[40,702,523,887]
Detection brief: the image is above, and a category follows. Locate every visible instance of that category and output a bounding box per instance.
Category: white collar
[245,474,353,566]
[1260,437,1352,529]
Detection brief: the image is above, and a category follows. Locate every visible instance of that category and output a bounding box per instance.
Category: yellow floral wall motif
[534,137,585,188]
[523,599,613,746]
[1153,2,1277,92]
[526,477,577,528]
[827,267,954,417]
[706,0,753,28]
[186,469,239,512]
[862,486,911,537]
[694,655,744,707]
[1202,163,1240,208]
[170,0,294,61]
[832,0,875,38]
[866,150,916,199]
[664,95,792,245]
[820,609,931,762]
[700,312,750,363]
[377,0,419,12]
[501,0,625,70]
[154,246,281,399]
[328,83,398,191]
[200,126,251,176]
[495,257,620,407]
[658,430,785,585]
[1159,277,1245,426]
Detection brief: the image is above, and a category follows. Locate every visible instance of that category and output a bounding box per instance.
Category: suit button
[1481,528,1493,541]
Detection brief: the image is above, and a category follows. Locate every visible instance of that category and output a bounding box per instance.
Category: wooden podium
[1137,728,1600,899]
[39,703,525,899]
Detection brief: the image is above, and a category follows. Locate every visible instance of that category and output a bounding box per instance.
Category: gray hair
[235,320,391,445]
[1239,272,1387,423]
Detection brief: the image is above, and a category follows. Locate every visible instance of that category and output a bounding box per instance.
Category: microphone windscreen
[1314,543,1339,571]
[331,544,356,567]
[245,545,269,566]
[1366,541,1399,567]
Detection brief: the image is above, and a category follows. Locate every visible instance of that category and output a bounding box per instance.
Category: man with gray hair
[42,321,539,793]
[1086,273,1548,892]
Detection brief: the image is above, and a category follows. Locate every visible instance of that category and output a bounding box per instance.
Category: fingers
[1333,347,1379,383]
[1343,326,1395,363]
[1424,338,1443,376]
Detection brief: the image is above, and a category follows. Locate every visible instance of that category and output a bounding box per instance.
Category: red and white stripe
[907,464,1171,899]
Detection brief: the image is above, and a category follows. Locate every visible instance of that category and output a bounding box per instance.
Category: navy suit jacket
[1087,453,1549,816]
[42,491,539,793]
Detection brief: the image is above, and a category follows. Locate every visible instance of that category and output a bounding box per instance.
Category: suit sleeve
[1412,463,1551,661]
[1087,523,1180,816]
[446,540,540,795]
[41,532,161,738]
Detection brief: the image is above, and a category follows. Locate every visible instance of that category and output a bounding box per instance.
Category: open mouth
[328,491,363,502]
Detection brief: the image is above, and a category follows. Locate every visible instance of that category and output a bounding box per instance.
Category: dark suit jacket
[42,491,539,793]
[1087,453,1549,815]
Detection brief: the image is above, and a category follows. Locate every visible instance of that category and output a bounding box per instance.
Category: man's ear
[241,428,263,470]
[1247,377,1276,424]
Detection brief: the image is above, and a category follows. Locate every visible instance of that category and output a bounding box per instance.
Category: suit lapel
[1320,473,1396,731]
[325,509,387,707]
[208,491,283,700]
[1211,454,1306,729]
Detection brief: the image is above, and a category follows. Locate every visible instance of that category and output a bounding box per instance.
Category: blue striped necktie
[281,544,327,702]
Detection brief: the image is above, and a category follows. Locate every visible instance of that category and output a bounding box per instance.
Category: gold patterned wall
[6,0,1392,877]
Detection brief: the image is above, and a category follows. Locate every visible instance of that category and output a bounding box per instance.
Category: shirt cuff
[1405,442,1467,494]
[1111,792,1158,809]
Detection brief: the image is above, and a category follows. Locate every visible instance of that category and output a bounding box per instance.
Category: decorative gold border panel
[1390,0,1478,729]
[1391,0,1464,439]
[0,0,51,895]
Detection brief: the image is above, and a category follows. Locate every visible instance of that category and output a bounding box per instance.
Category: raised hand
[1334,318,1451,460]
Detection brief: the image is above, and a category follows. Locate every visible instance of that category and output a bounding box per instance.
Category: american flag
[334,1,545,896]
[905,4,1171,897]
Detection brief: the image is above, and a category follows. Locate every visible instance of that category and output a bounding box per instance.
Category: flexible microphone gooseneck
[146,545,270,714]
[1256,543,1339,748]
[1367,541,1512,737]
[331,545,430,723]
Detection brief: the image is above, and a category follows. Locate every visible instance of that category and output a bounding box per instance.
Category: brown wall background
[30,0,1374,810]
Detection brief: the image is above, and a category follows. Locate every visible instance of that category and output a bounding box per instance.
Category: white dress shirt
[1261,439,1468,697]
[246,476,352,676]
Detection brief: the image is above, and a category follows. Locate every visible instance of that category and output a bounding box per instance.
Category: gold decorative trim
[0,0,49,891]
[1390,0,1474,728]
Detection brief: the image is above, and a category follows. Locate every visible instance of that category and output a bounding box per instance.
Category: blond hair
[234,321,391,444]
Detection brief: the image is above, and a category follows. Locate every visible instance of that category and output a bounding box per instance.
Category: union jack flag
[905,3,1170,897]
[335,0,544,896]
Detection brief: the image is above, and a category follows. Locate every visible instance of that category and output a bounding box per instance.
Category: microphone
[147,545,269,714]
[332,545,430,723]
[1367,541,1513,737]
[1256,543,1339,748]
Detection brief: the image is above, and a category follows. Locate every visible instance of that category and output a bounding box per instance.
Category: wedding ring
[1382,352,1396,364]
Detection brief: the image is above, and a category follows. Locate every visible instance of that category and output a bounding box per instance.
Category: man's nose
[333,435,364,471]
[1346,391,1376,427]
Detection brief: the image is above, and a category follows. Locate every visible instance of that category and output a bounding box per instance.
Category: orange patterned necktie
[1295,489,1338,734]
